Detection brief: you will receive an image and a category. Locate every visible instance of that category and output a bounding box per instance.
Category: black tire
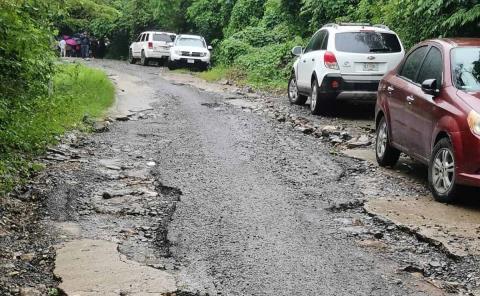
[141,50,149,66]
[167,60,177,70]
[428,138,459,203]
[310,78,334,115]
[288,75,307,105]
[375,116,401,167]
[128,50,135,64]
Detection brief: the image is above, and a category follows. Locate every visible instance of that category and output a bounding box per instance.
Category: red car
[375,38,480,202]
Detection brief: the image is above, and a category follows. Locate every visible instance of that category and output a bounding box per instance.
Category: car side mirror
[421,79,440,96]
[291,46,303,56]
[207,45,213,50]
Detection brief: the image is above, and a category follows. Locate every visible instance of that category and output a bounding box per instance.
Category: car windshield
[335,32,402,53]
[153,33,174,42]
[452,47,480,92]
[176,38,205,48]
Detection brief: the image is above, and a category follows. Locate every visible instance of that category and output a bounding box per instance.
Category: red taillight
[148,42,153,49]
[324,51,339,70]
[331,80,340,89]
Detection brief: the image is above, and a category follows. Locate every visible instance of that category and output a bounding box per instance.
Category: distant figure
[97,38,106,58]
[80,32,90,59]
[59,39,66,57]
[90,37,98,58]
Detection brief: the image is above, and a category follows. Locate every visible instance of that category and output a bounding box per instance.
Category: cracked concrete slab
[55,239,176,295]
[365,197,480,257]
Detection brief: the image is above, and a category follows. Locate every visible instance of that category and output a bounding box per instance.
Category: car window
[417,47,443,85]
[399,46,428,82]
[140,34,146,42]
[311,30,326,51]
[320,32,329,50]
[451,47,480,92]
[153,34,171,42]
[305,31,324,53]
[176,38,205,48]
[304,33,317,53]
[335,32,402,53]
[136,34,142,42]
[145,34,150,42]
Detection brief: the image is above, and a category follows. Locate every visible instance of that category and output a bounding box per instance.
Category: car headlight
[200,52,207,57]
[467,110,480,135]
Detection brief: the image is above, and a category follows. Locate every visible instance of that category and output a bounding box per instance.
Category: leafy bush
[234,38,302,89]
[214,38,253,65]
[0,0,56,111]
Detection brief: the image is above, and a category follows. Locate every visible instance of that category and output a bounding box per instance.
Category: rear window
[335,32,402,53]
[176,38,205,48]
[153,33,174,42]
[451,47,480,92]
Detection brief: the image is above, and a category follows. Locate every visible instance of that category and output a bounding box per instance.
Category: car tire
[375,116,400,167]
[141,50,149,66]
[288,75,307,105]
[128,50,136,64]
[428,138,459,203]
[310,78,334,115]
[167,59,177,70]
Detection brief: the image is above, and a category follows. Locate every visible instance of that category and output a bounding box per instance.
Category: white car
[288,23,405,115]
[129,31,176,66]
[168,34,212,71]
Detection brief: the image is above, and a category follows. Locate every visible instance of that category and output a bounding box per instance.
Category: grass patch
[0,63,115,194]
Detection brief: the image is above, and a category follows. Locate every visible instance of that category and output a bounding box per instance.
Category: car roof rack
[338,22,372,26]
[323,23,338,28]
[373,24,390,30]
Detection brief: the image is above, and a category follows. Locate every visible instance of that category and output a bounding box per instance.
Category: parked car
[375,38,480,202]
[168,34,212,71]
[288,23,405,115]
[129,31,176,66]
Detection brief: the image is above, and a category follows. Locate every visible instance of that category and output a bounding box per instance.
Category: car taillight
[148,42,153,49]
[324,51,339,70]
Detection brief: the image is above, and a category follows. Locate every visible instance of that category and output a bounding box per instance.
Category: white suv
[288,23,405,115]
[168,34,212,71]
[129,31,176,66]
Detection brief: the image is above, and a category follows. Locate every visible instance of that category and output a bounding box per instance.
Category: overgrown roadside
[0,62,114,295]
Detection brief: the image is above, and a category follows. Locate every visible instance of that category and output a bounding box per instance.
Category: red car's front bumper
[452,130,480,186]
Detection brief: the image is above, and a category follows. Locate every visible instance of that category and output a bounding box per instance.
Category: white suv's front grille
[181,52,203,57]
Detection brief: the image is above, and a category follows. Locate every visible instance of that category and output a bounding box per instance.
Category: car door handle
[387,86,394,92]
[406,95,415,104]
[303,60,306,63]
[312,58,315,62]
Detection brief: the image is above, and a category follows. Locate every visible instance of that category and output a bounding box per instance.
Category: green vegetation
[0,63,114,194]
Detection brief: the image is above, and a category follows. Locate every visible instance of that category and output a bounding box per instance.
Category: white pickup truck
[128,31,176,66]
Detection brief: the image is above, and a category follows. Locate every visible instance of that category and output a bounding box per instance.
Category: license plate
[187,59,195,64]
[363,63,379,71]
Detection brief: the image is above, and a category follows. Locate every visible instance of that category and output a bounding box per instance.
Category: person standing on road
[59,38,66,57]
[80,32,90,59]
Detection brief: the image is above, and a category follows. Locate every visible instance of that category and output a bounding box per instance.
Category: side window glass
[146,34,150,41]
[400,46,428,81]
[140,34,145,42]
[136,34,142,42]
[320,32,329,50]
[312,31,326,51]
[304,33,318,53]
[417,47,443,85]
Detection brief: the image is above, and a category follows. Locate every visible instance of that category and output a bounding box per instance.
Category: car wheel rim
[311,84,317,111]
[289,79,298,101]
[432,148,455,194]
[376,120,388,159]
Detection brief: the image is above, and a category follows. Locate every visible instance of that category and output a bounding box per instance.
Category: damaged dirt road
[3,59,480,295]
